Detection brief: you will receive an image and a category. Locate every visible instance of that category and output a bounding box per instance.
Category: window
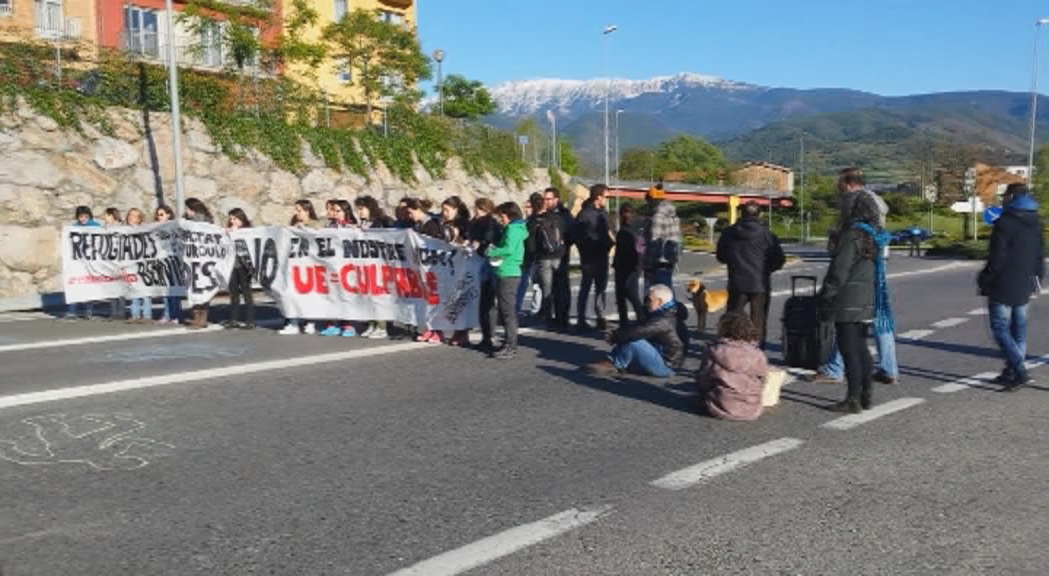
[199,21,224,68]
[334,0,348,21]
[0,0,13,18]
[336,59,352,83]
[124,6,159,58]
[34,0,62,38]
[378,10,405,26]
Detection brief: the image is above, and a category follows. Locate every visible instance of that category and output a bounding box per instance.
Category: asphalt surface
[2,248,1048,575]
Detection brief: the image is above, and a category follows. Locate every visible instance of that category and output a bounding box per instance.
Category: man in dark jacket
[574,184,614,331]
[978,183,1046,390]
[586,284,685,377]
[716,202,786,349]
[535,188,570,327]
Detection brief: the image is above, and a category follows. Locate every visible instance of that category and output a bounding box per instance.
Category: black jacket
[610,304,685,369]
[613,225,641,273]
[573,202,612,263]
[819,228,875,323]
[716,216,786,293]
[979,199,1045,306]
[468,214,503,255]
[414,218,443,240]
[533,210,569,261]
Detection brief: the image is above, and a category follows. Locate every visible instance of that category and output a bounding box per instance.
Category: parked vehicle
[890,227,933,245]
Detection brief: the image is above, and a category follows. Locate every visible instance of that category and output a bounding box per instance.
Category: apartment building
[0,0,100,47]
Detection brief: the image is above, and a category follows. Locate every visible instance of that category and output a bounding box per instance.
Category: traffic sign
[983,206,1003,225]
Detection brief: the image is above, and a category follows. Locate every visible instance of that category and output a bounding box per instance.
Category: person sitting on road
[586,284,684,378]
[696,312,769,422]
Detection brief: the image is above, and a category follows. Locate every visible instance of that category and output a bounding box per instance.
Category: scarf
[852,222,894,334]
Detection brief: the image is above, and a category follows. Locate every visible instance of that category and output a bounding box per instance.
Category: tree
[657,135,728,183]
[436,74,496,120]
[1033,145,1049,217]
[557,137,579,175]
[617,147,659,181]
[323,8,431,118]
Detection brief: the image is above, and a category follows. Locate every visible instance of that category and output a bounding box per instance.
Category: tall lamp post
[433,49,445,116]
[615,108,624,213]
[164,0,186,217]
[602,25,618,187]
[1027,20,1049,185]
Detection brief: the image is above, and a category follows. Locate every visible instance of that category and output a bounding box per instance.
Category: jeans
[497,276,521,349]
[479,264,499,345]
[229,267,255,325]
[130,297,153,320]
[161,296,181,322]
[66,302,94,318]
[109,297,126,320]
[608,339,674,378]
[727,290,770,349]
[821,327,898,379]
[614,269,643,326]
[578,259,608,325]
[836,322,873,401]
[988,300,1028,378]
[515,262,541,316]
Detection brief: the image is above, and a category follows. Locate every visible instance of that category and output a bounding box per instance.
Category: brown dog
[686,278,729,333]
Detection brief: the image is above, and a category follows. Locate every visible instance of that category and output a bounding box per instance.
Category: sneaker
[416,330,434,342]
[492,346,517,360]
[425,331,443,344]
[303,323,316,335]
[446,331,468,346]
[360,325,376,338]
[586,360,620,375]
[1002,373,1033,392]
[873,371,898,385]
[341,326,358,337]
[367,328,388,339]
[320,326,342,337]
[806,372,843,384]
[278,324,300,336]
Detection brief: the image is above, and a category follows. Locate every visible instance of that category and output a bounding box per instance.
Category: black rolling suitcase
[781,276,832,369]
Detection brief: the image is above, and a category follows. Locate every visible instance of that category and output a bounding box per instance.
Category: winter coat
[819,227,875,323]
[414,218,443,240]
[486,220,528,278]
[573,202,612,263]
[613,225,642,273]
[697,338,769,422]
[609,302,685,369]
[644,200,683,269]
[829,189,887,252]
[468,214,503,255]
[716,216,786,293]
[534,210,569,260]
[978,194,1046,306]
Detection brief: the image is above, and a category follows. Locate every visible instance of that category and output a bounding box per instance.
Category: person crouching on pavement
[586,284,684,378]
[696,312,769,422]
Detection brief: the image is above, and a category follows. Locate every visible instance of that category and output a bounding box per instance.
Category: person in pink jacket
[696,312,769,421]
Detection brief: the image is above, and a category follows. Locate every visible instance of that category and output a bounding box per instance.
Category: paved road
[2,252,1048,575]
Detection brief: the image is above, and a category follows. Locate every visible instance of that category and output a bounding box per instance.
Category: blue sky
[418,0,1049,95]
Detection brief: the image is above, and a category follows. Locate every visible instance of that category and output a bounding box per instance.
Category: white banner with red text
[61,222,483,330]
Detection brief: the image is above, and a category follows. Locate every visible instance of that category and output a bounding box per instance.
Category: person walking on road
[820,193,881,414]
[978,183,1046,390]
[716,202,785,349]
[574,184,614,332]
[908,225,923,257]
[642,184,683,297]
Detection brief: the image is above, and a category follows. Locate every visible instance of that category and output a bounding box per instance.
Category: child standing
[225,208,256,330]
[125,208,153,323]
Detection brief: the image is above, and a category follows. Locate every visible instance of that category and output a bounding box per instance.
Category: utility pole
[799,135,806,243]
[164,0,186,217]
[602,25,618,186]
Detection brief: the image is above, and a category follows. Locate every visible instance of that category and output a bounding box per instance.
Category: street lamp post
[164,0,186,217]
[602,25,618,187]
[433,49,445,116]
[615,108,624,213]
[1028,20,1049,185]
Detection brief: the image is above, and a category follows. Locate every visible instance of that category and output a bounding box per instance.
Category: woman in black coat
[819,194,879,414]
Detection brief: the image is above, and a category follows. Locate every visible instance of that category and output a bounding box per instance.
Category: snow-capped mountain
[490,73,760,117]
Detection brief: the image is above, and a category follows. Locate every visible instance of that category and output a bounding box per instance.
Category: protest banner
[63,222,482,330]
[62,220,234,306]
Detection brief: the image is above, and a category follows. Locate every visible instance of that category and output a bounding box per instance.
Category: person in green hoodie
[486,201,529,359]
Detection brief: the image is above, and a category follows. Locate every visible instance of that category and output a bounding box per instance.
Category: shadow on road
[541,365,698,416]
[898,338,1001,360]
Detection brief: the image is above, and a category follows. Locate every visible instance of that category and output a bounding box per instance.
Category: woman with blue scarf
[818,194,884,413]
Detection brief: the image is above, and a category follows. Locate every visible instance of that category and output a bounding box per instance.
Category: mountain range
[486,74,1049,182]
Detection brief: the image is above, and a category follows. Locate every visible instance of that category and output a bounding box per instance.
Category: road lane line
[766,262,973,298]
[898,329,935,341]
[649,438,804,491]
[0,324,224,353]
[386,506,613,576]
[0,341,431,410]
[821,398,925,430]
[931,318,969,329]
[968,308,988,316]
[933,372,999,394]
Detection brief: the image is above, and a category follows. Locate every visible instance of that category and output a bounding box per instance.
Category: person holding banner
[356,196,396,340]
[407,198,447,343]
[225,208,256,330]
[65,205,101,320]
[320,199,363,337]
[486,202,529,360]
[125,208,154,323]
[102,207,127,322]
[184,198,215,330]
[280,200,321,335]
[153,205,182,325]
[469,198,503,353]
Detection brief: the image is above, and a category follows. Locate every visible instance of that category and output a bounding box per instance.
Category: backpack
[536,216,565,255]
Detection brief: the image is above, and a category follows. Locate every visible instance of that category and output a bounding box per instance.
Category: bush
[925,239,989,260]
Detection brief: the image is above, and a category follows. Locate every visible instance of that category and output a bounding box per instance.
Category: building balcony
[0,4,12,18]
[378,0,413,10]
[118,30,266,75]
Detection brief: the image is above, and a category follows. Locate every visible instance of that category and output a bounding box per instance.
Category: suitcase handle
[791,276,818,297]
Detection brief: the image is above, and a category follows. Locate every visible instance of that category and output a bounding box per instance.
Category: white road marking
[968,308,988,316]
[386,506,613,576]
[931,317,969,329]
[0,341,430,410]
[933,372,999,394]
[649,438,805,491]
[0,319,285,353]
[822,398,926,430]
[0,312,53,323]
[898,329,935,341]
[767,262,974,299]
